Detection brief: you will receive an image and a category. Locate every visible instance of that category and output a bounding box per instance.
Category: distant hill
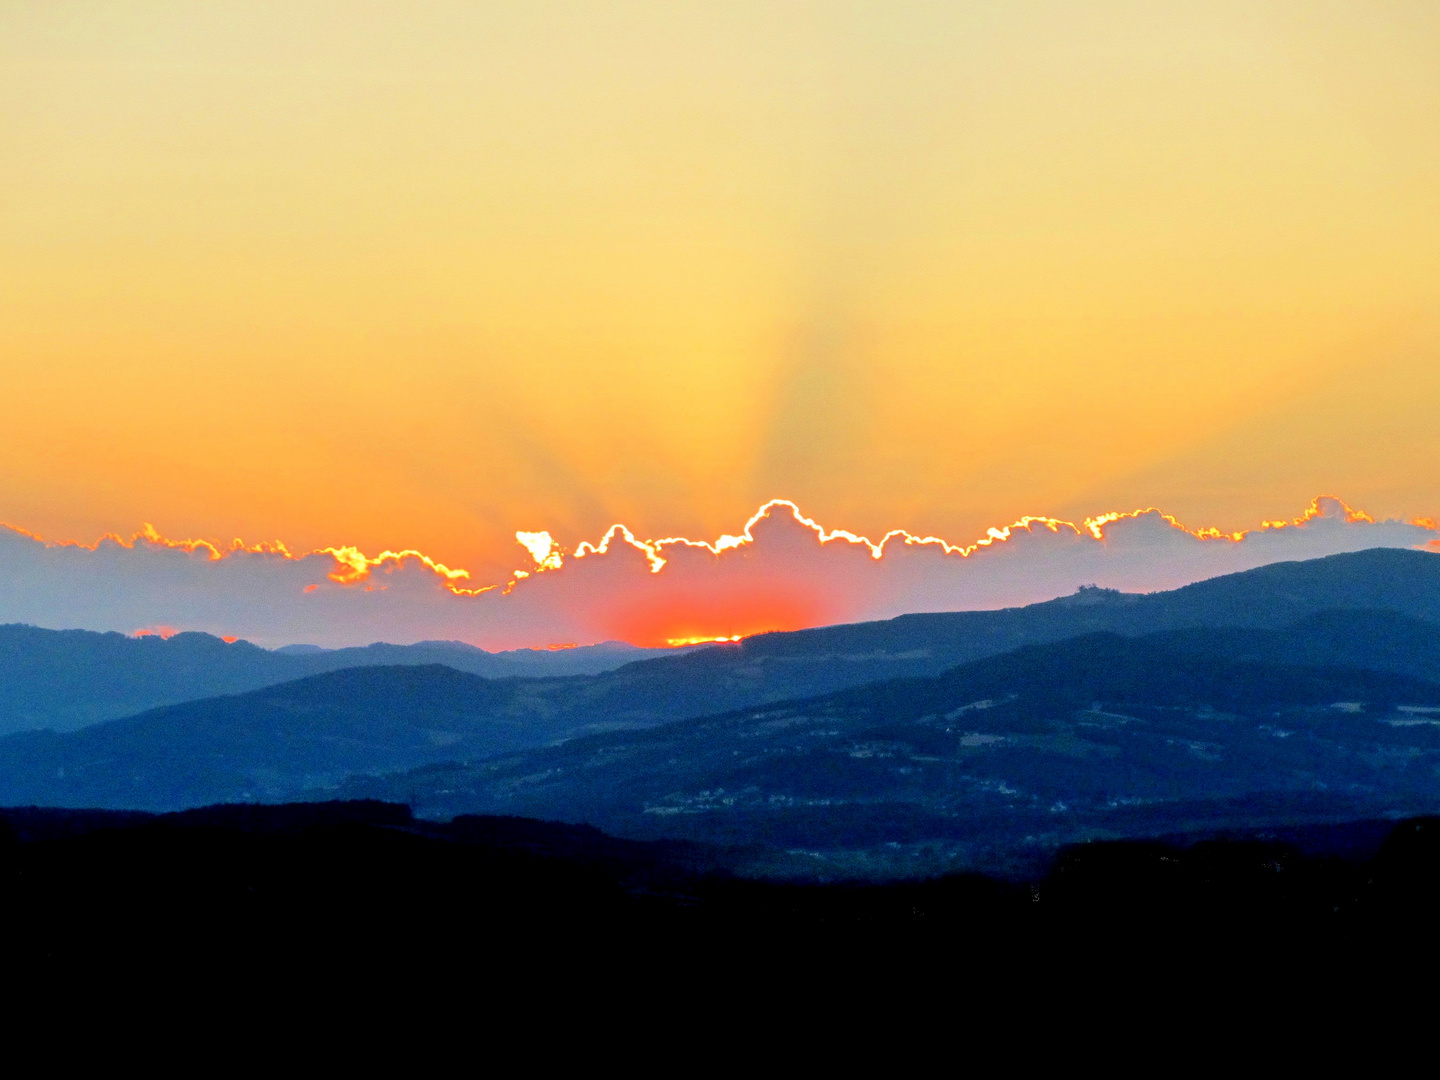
[5,604,1440,823]
[589,547,1440,718]
[1143,609,1440,676]
[3,546,1440,824]
[0,626,675,734]
[0,664,599,809]
[342,631,1440,874]
[497,549,1440,729]
[5,546,1437,737]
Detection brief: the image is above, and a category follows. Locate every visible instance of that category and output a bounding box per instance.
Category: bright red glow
[603,585,831,649]
[133,625,180,639]
[4,493,1432,649]
[2,494,1402,603]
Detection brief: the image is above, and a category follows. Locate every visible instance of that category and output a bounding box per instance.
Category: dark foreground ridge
[5,800,1440,982]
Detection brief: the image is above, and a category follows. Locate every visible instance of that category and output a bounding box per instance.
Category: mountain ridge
[5,606,1440,818]
[4,546,1437,736]
[0,626,679,734]
[337,630,1440,874]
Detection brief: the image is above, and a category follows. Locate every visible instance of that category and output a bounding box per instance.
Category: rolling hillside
[340,632,1440,873]
[5,607,1440,824]
[5,547,1437,738]
[0,626,672,734]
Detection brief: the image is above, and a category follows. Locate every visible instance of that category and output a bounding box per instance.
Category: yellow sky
[3,2,1438,579]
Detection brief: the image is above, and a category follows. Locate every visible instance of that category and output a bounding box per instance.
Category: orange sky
[2,2,1438,578]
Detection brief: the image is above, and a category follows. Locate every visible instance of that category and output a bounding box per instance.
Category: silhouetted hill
[0,624,675,734]
[4,800,1440,984]
[1134,546,1440,626]
[343,630,1440,874]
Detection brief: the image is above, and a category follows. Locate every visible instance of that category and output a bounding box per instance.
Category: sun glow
[0,494,1419,625]
[666,634,744,647]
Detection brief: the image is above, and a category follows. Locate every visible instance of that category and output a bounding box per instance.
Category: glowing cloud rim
[1,494,1428,602]
[565,495,1385,575]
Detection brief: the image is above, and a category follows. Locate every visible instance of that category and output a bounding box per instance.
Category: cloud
[0,497,1435,649]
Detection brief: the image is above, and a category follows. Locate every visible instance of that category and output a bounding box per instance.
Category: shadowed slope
[0,626,674,735]
[6,608,1440,820]
[6,547,1439,737]
[0,665,576,808]
[493,547,1440,725]
[2,549,1440,819]
[346,632,1440,870]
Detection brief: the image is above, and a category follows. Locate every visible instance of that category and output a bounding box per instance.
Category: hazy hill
[5,606,1440,820]
[522,550,1440,727]
[0,626,673,734]
[391,548,1440,736]
[2,546,1440,819]
[307,548,1440,739]
[4,546,1437,738]
[345,632,1440,873]
[588,547,1440,716]
[0,664,593,809]
[1143,609,1440,675]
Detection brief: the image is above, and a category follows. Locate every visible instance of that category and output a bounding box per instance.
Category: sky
[3,3,1439,646]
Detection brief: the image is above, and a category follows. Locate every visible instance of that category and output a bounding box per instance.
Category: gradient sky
[4,2,1440,589]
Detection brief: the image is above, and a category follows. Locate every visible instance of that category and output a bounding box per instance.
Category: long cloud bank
[1,497,1437,649]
